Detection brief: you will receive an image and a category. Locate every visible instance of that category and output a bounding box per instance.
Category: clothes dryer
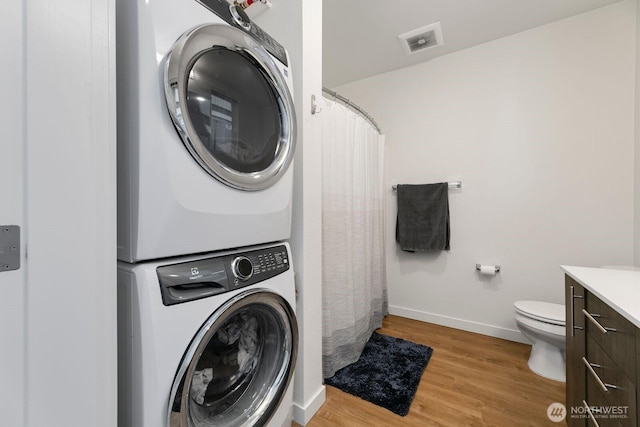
[117,242,298,427]
[117,0,297,262]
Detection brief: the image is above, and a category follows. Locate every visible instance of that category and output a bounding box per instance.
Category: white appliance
[117,242,298,427]
[116,0,297,262]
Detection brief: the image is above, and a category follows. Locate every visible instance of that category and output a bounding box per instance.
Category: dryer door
[164,24,296,191]
[168,288,298,427]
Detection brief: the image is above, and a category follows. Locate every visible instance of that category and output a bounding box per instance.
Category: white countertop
[561,265,640,329]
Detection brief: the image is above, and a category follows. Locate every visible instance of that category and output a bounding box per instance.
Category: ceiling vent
[397,22,444,56]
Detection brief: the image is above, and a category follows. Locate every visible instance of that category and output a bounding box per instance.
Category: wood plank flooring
[294,315,565,426]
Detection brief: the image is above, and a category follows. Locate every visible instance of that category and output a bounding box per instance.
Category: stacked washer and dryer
[116,1,298,426]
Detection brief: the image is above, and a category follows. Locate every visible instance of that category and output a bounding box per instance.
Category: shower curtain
[321,98,388,379]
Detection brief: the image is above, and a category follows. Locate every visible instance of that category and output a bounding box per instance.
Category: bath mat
[324,332,433,416]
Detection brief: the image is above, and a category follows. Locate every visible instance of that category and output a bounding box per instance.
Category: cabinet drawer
[585,293,636,379]
[581,388,637,427]
[584,386,625,427]
[585,337,636,426]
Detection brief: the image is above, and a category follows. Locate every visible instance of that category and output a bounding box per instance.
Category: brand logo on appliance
[189,267,203,280]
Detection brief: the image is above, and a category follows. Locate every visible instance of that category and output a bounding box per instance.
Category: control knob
[232,256,254,281]
[229,4,252,31]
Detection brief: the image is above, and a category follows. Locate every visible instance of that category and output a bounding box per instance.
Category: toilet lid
[514,300,565,326]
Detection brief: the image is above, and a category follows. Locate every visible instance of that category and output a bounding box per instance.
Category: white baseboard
[389,305,529,345]
[292,385,326,426]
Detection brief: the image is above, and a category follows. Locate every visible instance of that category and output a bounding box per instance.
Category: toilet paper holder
[476,264,501,274]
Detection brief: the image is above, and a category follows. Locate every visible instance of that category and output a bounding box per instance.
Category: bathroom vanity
[563,266,640,427]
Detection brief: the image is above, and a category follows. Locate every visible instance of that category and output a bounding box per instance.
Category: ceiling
[323,0,622,88]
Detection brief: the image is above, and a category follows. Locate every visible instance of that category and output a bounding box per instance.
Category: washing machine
[117,242,298,427]
[116,0,297,263]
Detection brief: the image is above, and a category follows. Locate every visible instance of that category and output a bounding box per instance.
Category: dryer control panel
[196,0,288,67]
[157,244,290,306]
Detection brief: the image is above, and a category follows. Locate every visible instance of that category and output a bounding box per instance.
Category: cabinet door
[566,276,586,427]
[637,329,640,427]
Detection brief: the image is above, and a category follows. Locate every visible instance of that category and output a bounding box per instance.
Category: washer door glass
[168,289,298,427]
[164,24,296,191]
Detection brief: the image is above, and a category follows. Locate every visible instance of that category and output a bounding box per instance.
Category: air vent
[398,22,444,56]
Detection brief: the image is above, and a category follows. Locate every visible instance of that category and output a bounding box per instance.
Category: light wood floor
[294,315,565,426]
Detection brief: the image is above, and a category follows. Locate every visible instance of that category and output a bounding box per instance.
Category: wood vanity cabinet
[566,277,585,426]
[565,275,639,427]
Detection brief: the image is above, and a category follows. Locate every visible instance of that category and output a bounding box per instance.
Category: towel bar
[392,181,461,191]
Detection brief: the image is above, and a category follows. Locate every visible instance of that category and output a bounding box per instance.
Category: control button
[232,256,254,281]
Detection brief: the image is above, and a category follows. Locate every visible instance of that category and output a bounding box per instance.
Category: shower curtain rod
[322,87,382,134]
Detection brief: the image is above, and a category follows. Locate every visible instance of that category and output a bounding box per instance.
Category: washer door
[164,24,296,191]
[168,289,298,427]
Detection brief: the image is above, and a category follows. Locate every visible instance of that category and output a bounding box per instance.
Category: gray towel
[395,183,450,252]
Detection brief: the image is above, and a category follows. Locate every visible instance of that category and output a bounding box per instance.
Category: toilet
[513,300,566,382]
[513,265,638,382]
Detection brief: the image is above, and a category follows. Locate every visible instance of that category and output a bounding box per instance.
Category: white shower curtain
[321,98,388,379]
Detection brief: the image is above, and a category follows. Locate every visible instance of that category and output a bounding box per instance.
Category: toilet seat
[514,301,565,326]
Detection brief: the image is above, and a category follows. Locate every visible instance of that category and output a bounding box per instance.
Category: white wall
[635,0,640,266]
[255,1,326,424]
[26,0,118,424]
[335,1,636,341]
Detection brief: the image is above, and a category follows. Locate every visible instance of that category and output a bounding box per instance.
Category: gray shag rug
[324,332,433,416]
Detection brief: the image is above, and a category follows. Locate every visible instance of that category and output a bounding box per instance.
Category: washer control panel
[196,0,288,66]
[157,244,290,306]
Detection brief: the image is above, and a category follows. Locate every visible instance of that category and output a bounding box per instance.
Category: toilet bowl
[514,300,566,382]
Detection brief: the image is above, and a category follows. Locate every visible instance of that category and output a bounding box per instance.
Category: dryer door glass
[164,25,296,191]
[186,48,279,175]
[168,289,298,427]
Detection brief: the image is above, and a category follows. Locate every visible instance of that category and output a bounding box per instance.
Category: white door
[0,1,26,425]
[1,1,117,426]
